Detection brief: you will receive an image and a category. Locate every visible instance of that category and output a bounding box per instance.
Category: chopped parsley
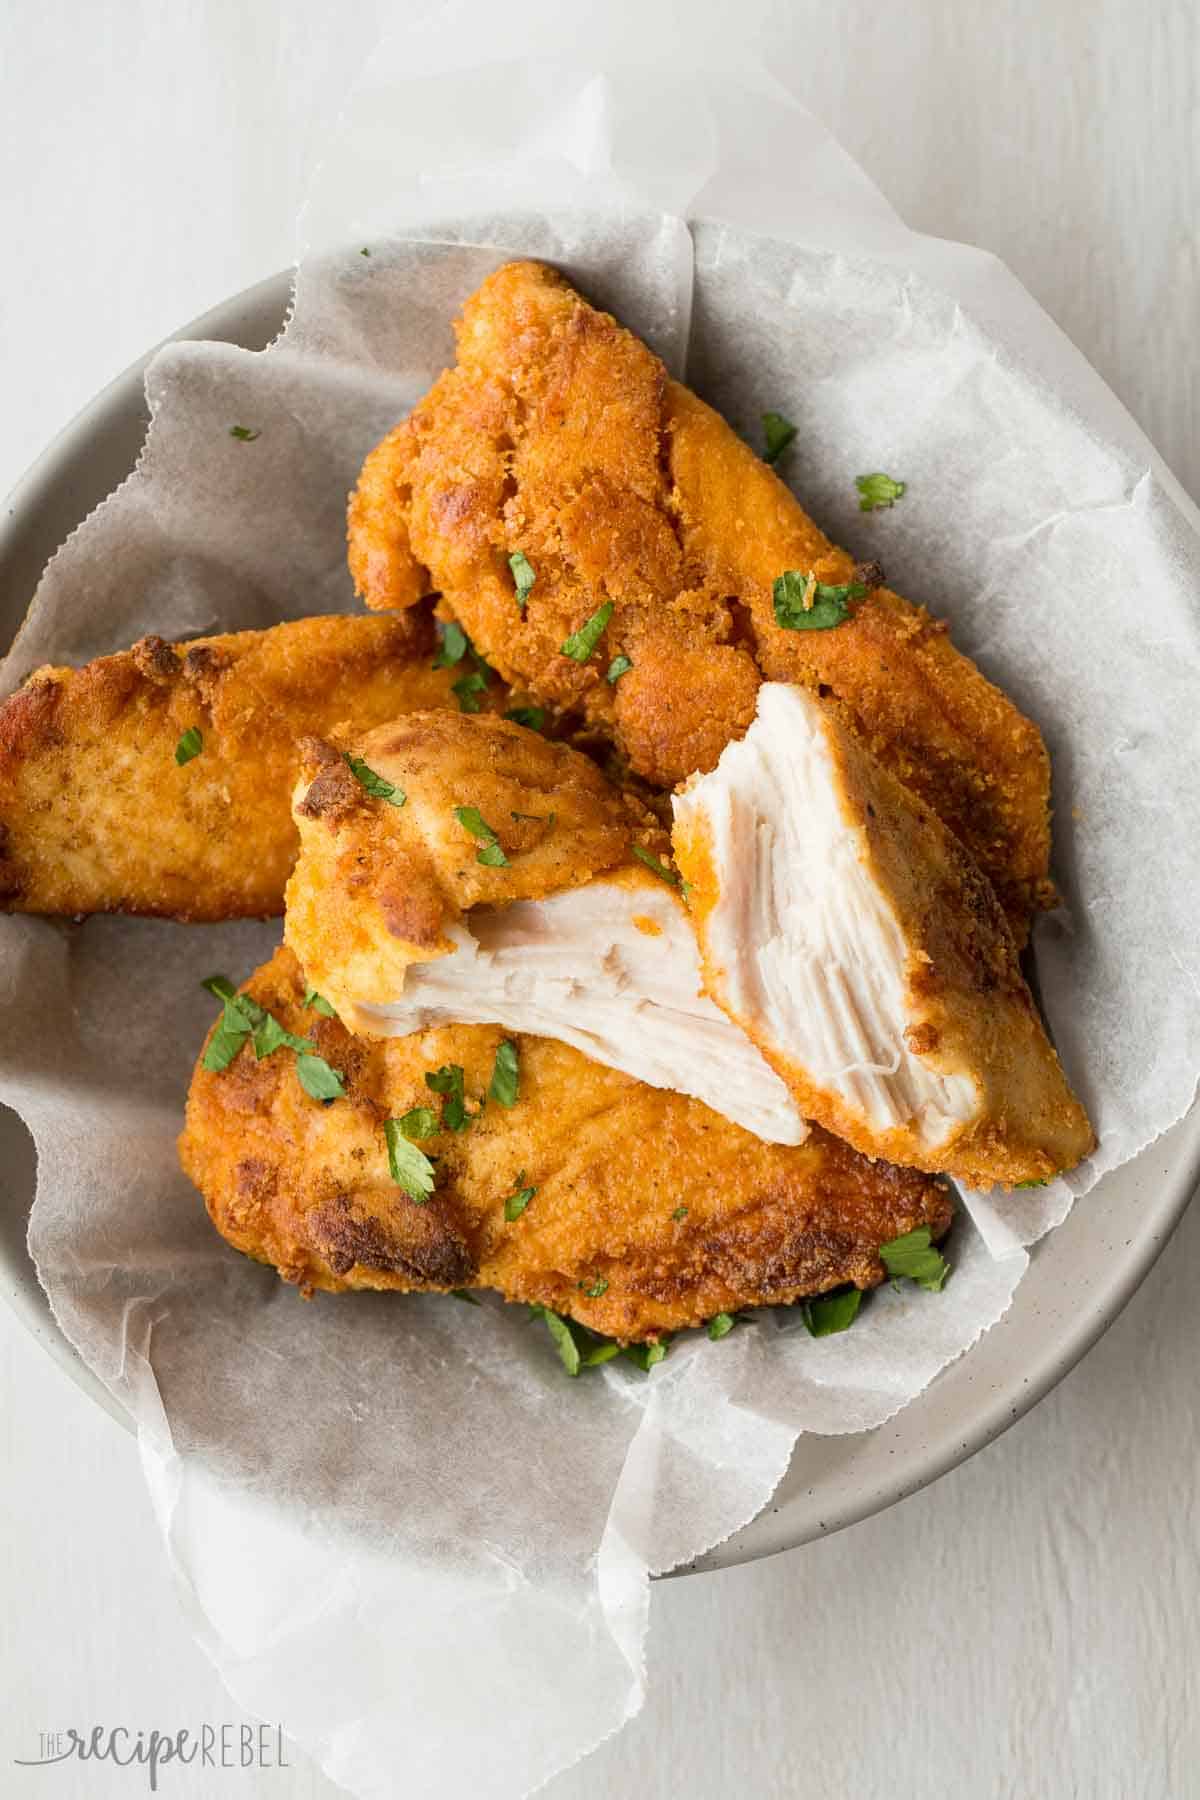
[579,1277,609,1298]
[504,1174,536,1221]
[384,1119,436,1202]
[801,1286,863,1337]
[504,705,546,732]
[454,805,509,867]
[631,844,679,886]
[200,976,344,1098]
[509,551,536,609]
[855,471,907,511]
[560,600,613,663]
[762,411,797,465]
[1015,1176,1050,1188]
[527,1306,671,1377]
[398,1106,439,1140]
[707,1312,735,1341]
[671,1205,688,1222]
[303,988,337,1018]
[488,1039,520,1108]
[360,246,371,257]
[450,1288,480,1305]
[531,1306,582,1376]
[249,1011,313,1061]
[425,1063,474,1131]
[879,1225,950,1293]
[606,654,633,684]
[625,1338,669,1371]
[432,620,469,668]
[343,753,405,807]
[295,1055,347,1101]
[452,670,490,713]
[581,1342,622,1366]
[229,425,260,442]
[773,569,867,632]
[174,726,203,766]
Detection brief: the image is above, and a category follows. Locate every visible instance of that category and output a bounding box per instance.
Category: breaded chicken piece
[0,606,506,921]
[347,259,1053,939]
[179,946,953,1342]
[673,684,1094,1187]
[283,712,806,1145]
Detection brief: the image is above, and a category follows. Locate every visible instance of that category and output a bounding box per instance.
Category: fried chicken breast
[284,712,806,1144]
[673,684,1094,1187]
[348,259,1053,939]
[0,606,505,921]
[179,945,953,1342]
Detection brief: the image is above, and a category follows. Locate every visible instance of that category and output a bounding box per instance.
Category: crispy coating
[348,259,1053,939]
[284,710,667,1015]
[179,946,953,1342]
[0,607,506,921]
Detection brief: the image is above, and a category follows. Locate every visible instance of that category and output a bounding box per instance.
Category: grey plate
[2,273,1198,1573]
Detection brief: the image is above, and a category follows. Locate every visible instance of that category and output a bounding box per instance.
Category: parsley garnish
[671,1205,688,1222]
[606,654,633,684]
[200,977,344,1098]
[1015,1176,1050,1188]
[229,425,260,442]
[531,1306,582,1376]
[384,1119,436,1202]
[801,1286,863,1336]
[879,1226,950,1292]
[450,1288,480,1305]
[174,726,203,766]
[707,1312,735,1340]
[425,1063,474,1131]
[504,705,545,731]
[762,411,797,465]
[432,620,469,668]
[295,1055,347,1101]
[773,570,867,632]
[303,988,337,1017]
[454,805,509,867]
[509,551,536,609]
[579,1277,609,1298]
[398,1106,438,1140]
[488,1039,519,1108]
[360,247,371,257]
[625,1338,669,1370]
[581,1342,622,1366]
[344,753,405,807]
[504,1174,536,1221]
[855,472,907,512]
[452,670,489,713]
[560,600,613,663]
[631,844,679,885]
[528,1306,672,1377]
[249,1011,313,1061]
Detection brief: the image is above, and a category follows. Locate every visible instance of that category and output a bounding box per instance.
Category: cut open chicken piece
[0,605,506,921]
[179,945,954,1342]
[284,712,806,1144]
[672,683,1095,1188]
[347,258,1053,940]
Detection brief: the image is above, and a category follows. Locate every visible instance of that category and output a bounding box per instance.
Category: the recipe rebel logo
[14,1723,290,1789]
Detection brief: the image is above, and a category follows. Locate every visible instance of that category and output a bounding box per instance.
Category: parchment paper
[4,10,1200,1797]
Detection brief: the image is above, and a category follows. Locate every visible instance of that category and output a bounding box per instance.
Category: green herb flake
[202,974,237,1002]
[671,1205,688,1222]
[504,705,546,732]
[509,551,536,609]
[360,246,371,257]
[855,471,907,512]
[302,988,337,1018]
[202,998,254,1072]
[579,1277,609,1299]
[488,1039,520,1109]
[384,1119,437,1202]
[174,726,204,766]
[295,1053,346,1101]
[343,753,405,807]
[229,425,260,442]
[762,411,797,466]
[452,670,490,713]
[251,1012,313,1061]
[432,620,469,668]
[581,1341,622,1366]
[801,1286,863,1337]
[631,844,679,886]
[605,654,633,684]
[625,1338,670,1371]
[773,570,867,632]
[878,1225,950,1293]
[540,1309,582,1376]
[399,1106,439,1141]
[560,600,614,663]
[1015,1176,1051,1189]
[425,1063,474,1132]
[454,805,510,867]
[450,1288,480,1305]
[504,1174,536,1222]
[707,1312,735,1341]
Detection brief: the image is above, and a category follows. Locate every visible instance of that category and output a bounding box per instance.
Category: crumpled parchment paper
[3,9,1200,1797]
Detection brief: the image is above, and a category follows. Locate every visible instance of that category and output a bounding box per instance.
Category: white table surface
[3,5,1198,1797]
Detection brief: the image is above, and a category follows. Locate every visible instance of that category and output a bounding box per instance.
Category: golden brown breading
[179,946,953,1342]
[0,607,506,921]
[348,259,1053,939]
